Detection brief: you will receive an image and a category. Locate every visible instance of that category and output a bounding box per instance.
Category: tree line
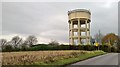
[0,35,38,51]
[0,33,120,52]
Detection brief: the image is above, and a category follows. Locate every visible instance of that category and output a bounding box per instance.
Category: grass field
[2,50,106,66]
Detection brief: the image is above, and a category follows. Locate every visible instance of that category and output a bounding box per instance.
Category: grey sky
[1,2,118,44]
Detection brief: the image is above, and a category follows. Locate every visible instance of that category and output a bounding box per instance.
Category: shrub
[111,46,117,52]
[3,45,13,52]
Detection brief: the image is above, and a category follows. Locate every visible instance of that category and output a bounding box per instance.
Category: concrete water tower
[68,9,91,45]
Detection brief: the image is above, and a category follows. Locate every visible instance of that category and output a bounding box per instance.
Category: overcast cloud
[1,2,118,44]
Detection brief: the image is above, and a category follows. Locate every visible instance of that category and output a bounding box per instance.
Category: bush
[21,45,30,51]
[111,46,117,52]
[3,45,13,52]
[99,44,113,52]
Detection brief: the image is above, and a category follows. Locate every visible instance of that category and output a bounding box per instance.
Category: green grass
[34,50,106,67]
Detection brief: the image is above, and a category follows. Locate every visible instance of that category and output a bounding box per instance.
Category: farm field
[2,50,106,66]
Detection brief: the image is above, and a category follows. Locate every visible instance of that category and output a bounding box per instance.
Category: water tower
[68,9,91,45]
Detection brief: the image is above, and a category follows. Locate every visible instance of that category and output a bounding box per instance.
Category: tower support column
[78,19,81,45]
[69,22,70,45]
[85,20,88,44]
[88,22,90,44]
[71,20,74,45]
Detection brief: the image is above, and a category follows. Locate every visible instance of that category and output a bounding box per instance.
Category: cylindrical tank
[68,9,91,22]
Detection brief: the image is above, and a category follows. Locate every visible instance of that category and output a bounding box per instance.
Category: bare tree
[0,39,7,49]
[90,37,95,45]
[24,35,38,47]
[94,30,104,45]
[11,36,23,48]
[48,40,59,46]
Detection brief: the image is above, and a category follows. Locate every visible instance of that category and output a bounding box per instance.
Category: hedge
[2,44,118,52]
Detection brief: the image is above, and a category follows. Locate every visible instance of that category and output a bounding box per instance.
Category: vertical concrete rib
[78,19,81,45]
[88,22,90,44]
[85,20,88,43]
[69,22,70,45]
[71,20,74,45]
